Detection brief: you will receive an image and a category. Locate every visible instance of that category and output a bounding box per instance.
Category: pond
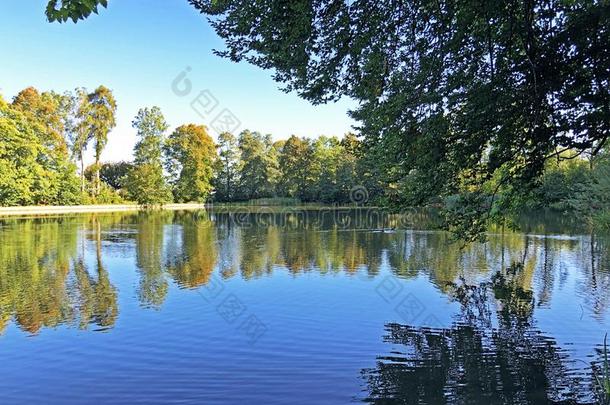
[0,208,609,404]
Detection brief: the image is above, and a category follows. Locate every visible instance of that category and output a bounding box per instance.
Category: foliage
[0,93,81,206]
[278,135,313,200]
[529,150,610,230]
[214,131,241,202]
[164,124,217,202]
[276,133,363,203]
[64,87,91,192]
[131,107,167,165]
[9,85,121,204]
[243,197,301,206]
[99,161,132,190]
[188,0,610,239]
[41,0,610,239]
[82,165,126,203]
[11,87,70,154]
[125,107,172,206]
[46,0,108,23]
[80,183,124,204]
[86,86,117,195]
[236,130,279,200]
[534,152,592,210]
[124,163,172,207]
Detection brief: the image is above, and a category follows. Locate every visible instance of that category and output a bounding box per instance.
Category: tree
[336,133,362,203]
[311,136,342,203]
[124,107,172,206]
[45,2,610,227]
[85,161,133,190]
[80,86,117,196]
[237,130,279,200]
[186,0,610,239]
[69,88,91,193]
[565,151,610,229]
[1,97,45,206]
[10,87,83,204]
[11,87,69,154]
[214,131,241,202]
[534,152,592,210]
[164,124,217,202]
[124,164,171,206]
[1,93,81,206]
[98,161,133,190]
[278,135,313,200]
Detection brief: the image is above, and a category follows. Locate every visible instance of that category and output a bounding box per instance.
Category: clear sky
[0,0,356,163]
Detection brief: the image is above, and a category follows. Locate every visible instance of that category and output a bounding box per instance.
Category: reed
[595,333,610,405]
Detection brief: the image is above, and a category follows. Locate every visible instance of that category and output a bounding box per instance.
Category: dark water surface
[0,208,609,404]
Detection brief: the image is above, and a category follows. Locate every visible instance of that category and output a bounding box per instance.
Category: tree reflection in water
[134,211,171,308]
[0,216,118,334]
[361,262,596,404]
[165,211,218,288]
[0,208,608,402]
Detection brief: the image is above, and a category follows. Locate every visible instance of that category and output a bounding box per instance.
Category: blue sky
[0,0,356,163]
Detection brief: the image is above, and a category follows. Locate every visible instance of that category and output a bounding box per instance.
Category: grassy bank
[0,203,207,217]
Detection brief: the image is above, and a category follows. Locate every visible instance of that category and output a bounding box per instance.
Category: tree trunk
[227,170,231,201]
[80,155,85,193]
[95,157,100,196]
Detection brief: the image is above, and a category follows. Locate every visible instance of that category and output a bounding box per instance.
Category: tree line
[2,85,609,232]
[119,126,371,206]
[41,0,610,239]
[0,86,379,207]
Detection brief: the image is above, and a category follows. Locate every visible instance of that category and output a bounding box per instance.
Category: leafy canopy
[125,107,172,206]
[164,124,217,202]
[46,0,108,23]
[189,0,610,238]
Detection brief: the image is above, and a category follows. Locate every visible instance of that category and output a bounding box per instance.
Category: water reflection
[361,323,590,404]
[135,212,170,308]
[361,263,596,403]
[0,216,118,334]
[165,211,217,288]
[0,209,609,402]
[73,218,118,329]
[0,209,609,334]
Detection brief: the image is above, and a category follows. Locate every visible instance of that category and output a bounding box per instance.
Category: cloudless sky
[0,0,356,163]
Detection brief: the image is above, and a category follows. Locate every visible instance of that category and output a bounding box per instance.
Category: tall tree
[68,88,91,193]
[215,131,241,202]
[124,107,172,206]
[311,136,342,202]
[278,135,313,200]
[164,124,217,202]
[81,86,116,196]
[237,130,279,200]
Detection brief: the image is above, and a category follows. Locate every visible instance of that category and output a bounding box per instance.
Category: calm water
[0,208,609,404]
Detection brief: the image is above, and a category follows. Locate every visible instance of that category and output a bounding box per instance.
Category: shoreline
[0,203,382,219]
[0,203,208,217]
